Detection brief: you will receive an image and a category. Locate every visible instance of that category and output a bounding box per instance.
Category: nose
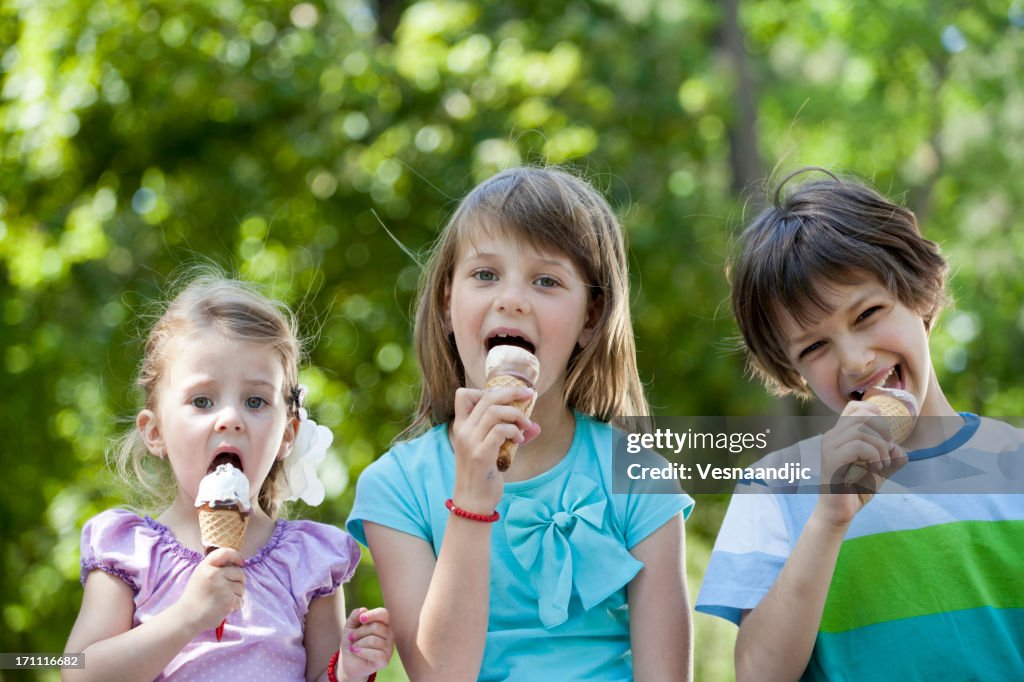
[836,335,874,378]
[494,280,531,314]
[214,404,244,432]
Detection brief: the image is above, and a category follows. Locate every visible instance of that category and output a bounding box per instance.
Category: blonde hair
[407,166,649,436]
[112,274,303,517]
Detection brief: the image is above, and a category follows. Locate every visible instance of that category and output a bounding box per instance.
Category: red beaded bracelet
[326,649,376,682]
[445,498,500,522]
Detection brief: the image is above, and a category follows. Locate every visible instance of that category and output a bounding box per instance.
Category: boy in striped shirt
[696,169,1024,680]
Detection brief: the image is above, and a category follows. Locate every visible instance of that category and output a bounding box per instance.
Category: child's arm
[733,507,847,681]
[733,403,906,681]
[362,385,532,680]
[305,592,392,682]
[364,516,490,681]
[63,548,244,682]
[626,512,691,682]
[304,592,342,682]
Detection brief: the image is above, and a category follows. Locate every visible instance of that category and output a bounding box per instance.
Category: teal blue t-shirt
[347,412,693,681]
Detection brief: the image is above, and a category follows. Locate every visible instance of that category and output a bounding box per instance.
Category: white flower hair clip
[281,385,332,506]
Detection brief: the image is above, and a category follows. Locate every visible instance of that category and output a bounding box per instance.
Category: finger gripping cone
[484,374,536,472]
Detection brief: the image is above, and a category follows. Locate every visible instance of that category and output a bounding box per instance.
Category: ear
[443,281,453,334]
[923,312,935,336]
[136,409,164,457]
[577,292,604,348]
[277,416,299,460]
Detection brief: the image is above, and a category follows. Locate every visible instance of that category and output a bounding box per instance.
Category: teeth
[871,367,895,389]
[852,367,896,399]
[498,333,507,337]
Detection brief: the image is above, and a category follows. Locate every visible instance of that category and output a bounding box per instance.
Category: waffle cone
[484,374,536,472]
[198,506,249,553]
[866,394,914,444]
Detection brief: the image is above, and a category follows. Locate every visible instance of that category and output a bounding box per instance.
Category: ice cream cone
[484,374,537,472]
[194,463,251,641]
[484,345,540,473]
[865,393,916,445]
[198,505,249,554]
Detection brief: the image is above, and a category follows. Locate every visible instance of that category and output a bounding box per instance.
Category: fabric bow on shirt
[504,475,643,628]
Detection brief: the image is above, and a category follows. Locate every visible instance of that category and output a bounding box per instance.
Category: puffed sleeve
[79,509,160,596]
[275,521,361,610]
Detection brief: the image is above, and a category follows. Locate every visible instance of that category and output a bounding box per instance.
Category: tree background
[2,0,1022,679]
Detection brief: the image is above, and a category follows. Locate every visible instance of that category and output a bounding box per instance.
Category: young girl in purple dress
[64,275,392,682]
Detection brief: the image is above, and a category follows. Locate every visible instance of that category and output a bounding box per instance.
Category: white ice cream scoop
[195,463,252,512]
[485,345,540,386]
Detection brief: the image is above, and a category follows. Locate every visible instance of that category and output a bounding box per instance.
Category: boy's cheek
[805,379,846,413]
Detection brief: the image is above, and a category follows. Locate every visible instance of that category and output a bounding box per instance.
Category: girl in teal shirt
[347,167,693,681]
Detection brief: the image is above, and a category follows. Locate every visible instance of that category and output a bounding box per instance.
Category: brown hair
[112,274,303,517]
[728,168,950,397]
[406,166,649,435]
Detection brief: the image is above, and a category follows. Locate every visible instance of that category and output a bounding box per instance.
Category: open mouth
[851,365,903,401]
[208,452,243,473]
[486,333,535,354]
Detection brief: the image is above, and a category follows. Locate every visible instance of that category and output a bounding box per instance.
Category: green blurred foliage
[1,1,1021,680]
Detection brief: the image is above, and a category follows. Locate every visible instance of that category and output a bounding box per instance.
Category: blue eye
[535,276,559,288]
[473,269,496,282]
[192,396,212,409]
[245,396,267,409]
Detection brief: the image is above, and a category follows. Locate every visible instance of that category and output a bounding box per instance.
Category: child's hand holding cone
[173,547,245,635]
[817,386,921,527]
[194,463,252,640]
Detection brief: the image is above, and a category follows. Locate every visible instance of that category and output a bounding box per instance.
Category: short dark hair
[728,168,950,397]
